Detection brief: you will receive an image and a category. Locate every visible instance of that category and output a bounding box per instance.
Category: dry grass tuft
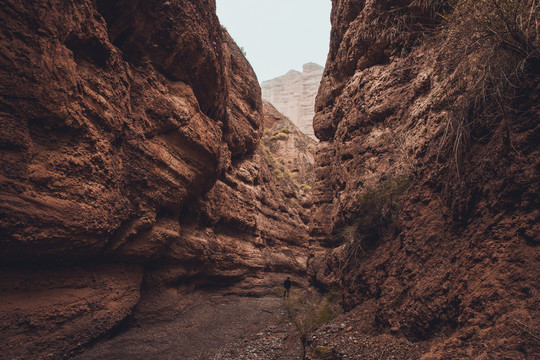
[283,289,342,360]
[434,0,539,176]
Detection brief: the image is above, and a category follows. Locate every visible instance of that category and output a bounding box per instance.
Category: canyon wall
[262,63,323,140]
[0,1,311,358]
[309,0,539,358]
[144,101,315,299]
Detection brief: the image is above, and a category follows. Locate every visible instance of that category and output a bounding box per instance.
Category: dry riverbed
[72,293,303,360]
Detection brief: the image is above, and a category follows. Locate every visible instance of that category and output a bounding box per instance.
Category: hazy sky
[216,0,331,83]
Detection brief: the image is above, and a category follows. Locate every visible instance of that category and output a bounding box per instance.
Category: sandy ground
[71,295,303,360]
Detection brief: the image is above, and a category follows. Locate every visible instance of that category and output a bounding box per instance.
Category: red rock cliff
[0,1,311,358]
[309,0,539,358]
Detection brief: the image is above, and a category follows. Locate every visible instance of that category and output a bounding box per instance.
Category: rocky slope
[262,63,323,140]
[308,0,539,358]
[0,1,312,358]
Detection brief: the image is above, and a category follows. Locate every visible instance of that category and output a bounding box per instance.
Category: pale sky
[216,0,331,83]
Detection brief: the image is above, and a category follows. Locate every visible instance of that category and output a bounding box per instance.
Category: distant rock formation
[262,101,316,191]
[261,63,323,140]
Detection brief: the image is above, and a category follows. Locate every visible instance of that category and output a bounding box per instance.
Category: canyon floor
[71,293,303,360]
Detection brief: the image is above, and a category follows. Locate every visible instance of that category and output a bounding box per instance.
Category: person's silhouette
[283,277,291,298]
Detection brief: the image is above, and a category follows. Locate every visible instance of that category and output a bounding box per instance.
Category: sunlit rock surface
[262,63,323,140]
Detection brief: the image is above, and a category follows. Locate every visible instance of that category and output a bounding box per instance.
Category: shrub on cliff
[435,0,539,174]
[299,184,312,192]
[337,176,410,275]
[352,176,410,231]
[270,132,289,141]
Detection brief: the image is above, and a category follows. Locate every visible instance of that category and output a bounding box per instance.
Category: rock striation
[144,102,316,298]
[0,1,312,358]
[132,101,316,325]
[262,63,323,140]
[308,0,539,358]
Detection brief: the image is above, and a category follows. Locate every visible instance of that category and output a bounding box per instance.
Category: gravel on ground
[72,294,303,360]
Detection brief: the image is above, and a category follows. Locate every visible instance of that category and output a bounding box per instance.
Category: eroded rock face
[262,63,323,140]
[310,0,539,358]
[0,0,305,358]
[143,102,316,297]
[0,264,143,359]
[0,0,243,264]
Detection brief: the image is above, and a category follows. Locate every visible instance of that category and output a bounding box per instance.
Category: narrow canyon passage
[1,0,538,359]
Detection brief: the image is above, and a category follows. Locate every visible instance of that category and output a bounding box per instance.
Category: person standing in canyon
[283,277,291,298]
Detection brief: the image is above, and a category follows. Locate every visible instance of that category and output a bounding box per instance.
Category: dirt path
[71,295,303,360]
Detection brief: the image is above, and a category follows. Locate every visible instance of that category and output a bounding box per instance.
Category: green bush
[350,175,410,232]
[324,288,342,303]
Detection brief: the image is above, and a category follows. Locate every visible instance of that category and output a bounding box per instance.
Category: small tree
[283,290,342,360]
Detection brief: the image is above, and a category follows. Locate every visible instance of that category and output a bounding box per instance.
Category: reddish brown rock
[0,0,277,358]
[309,0,539,358]
[144,102,315,296]
[262,101,316,196]
[0,0,239,263]
[221,30,263,157]
[0,264,143,359]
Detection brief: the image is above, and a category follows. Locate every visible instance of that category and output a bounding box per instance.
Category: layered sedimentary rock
[0,1,311,358]
[144,102,316,296]
[309,0,539,358]
[262,63,323,140]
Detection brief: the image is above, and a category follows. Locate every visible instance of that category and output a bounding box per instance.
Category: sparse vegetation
[361,1,539,177]
[282,289,342,360]
[359,0,447,57]
[285,170,298,179]
[434,0,539,176]
[273,168,283,179]
[300,184,312,192]
[337,176,410,277]
[270,132,289,141]
[314,345,336,359]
